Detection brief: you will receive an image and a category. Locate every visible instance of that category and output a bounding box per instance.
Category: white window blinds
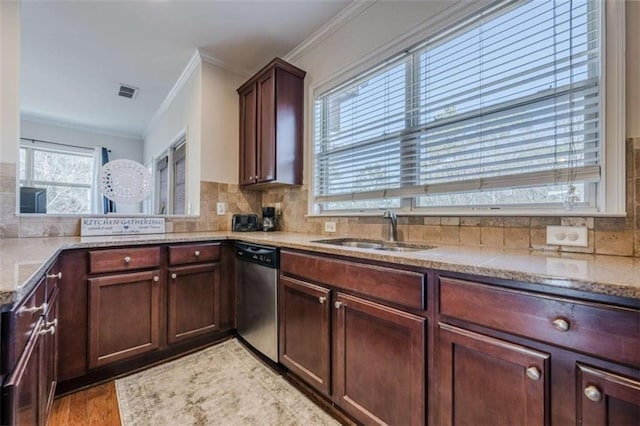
[313,0,601,210]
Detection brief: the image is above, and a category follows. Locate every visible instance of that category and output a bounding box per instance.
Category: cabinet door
[279,276,331,395]
[2,318,43,426]
[577,364,640,426]
[41,288,59,422]
[333,292,426,425]
[239,84,258,185]
[438,323,549,426]
[257,70,276,183]
[88,270,161,368]
[167,263,220,345]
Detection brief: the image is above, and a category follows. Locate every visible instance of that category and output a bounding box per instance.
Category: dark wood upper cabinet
[237,58,305,187]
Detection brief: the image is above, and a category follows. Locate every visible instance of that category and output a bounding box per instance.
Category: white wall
[144,64,202,215]
[0,1,20,164]
[626,0,640,138]
[200,61,245,184]
[21,119,143,162]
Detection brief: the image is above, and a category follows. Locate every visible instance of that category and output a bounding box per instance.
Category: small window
[19,140,94,214]
[154,134,187,215]
[312,0,620,215]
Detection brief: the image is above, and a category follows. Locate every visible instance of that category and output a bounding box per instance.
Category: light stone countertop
[1,231,639,307]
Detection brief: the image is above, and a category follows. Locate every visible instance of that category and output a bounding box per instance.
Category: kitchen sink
[312,238,435,252]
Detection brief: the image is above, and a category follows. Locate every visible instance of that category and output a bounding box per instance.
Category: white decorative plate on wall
[99,159,152,203]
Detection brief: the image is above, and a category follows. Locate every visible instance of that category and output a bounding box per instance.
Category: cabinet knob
[255,175,259,180]
[194,250,200,257]
[584,385,602,402]
[171,273,177,279]
[46,272,62,280]
[552,318,570,332]
[334,301,343,309]
[124,256,132,264]
[153,276,160,282]
[39,324,56,336]
[318,296,326,304]
[526,366,541,381]
[19,303,46,315]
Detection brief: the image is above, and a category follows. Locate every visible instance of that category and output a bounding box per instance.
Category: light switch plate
[216,202,226,216]
[324,221,336,233]
[546,226,588,247]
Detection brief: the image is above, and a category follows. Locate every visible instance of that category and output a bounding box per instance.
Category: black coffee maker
[262,207,276,231]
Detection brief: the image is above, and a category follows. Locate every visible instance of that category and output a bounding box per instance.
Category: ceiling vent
[118,84,138,99]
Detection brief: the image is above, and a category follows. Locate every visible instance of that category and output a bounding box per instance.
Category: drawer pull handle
[171,273,177,279]
[552,318,570,332]
[39,324,56,336]
[318,296,326,304]
[526,366,541,381]
[334,301,343,309]
[194,250,201,257]
[153,276,160,282]
[584,385,602,402]
[19,303,47,315]
[46,319,58,329]
[124,256,132,264]
[46,272,62,280]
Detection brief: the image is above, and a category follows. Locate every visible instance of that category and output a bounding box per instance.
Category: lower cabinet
[2,277,59,426]
[2,317,43,425]
[41,289,59,422]
[279,271,426,425]
[87,270,161,368]
[279,276,331,395]
[577,364,640,426]
[437,323,549,426]
[333,292,425,425]
[168,263,221,344]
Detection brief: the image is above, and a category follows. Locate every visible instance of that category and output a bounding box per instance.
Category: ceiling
[20,0,352,138]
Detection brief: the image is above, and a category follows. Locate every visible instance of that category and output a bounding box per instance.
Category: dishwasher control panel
[235,242,279,268]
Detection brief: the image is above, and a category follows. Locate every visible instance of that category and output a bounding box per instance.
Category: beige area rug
[115,339,339,426]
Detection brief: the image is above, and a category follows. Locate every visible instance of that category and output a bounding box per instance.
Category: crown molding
[198,51,253,78]
[21,112,142,140]
[283,0,377,63]
[143,49,202,139]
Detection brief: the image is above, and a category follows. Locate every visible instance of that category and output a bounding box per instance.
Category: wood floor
[49,382,121,426]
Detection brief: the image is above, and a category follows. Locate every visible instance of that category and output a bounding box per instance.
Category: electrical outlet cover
[324,221,336,232]
[216,202,226,216]
[546,226,588,247]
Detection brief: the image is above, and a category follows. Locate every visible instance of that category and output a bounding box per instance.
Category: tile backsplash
[1,138,639,257]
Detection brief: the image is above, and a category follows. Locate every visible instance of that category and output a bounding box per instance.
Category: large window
[20,140,94,214]
[312,0,616,215]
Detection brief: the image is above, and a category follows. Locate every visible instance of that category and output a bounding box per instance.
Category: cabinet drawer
[168,243,220,265]
[89,247,160,274]
[281,250,426,310]
[439,278,640,367]
[2,277,47,373]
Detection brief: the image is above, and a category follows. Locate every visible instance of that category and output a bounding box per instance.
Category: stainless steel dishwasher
[235,242,279,362]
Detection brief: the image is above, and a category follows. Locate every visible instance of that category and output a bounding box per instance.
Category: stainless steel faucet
[382,210,398,242]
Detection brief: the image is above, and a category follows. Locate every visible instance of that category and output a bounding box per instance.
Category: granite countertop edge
[1,231,639,307]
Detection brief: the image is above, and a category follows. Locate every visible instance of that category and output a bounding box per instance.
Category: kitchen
[0,1,640,424]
